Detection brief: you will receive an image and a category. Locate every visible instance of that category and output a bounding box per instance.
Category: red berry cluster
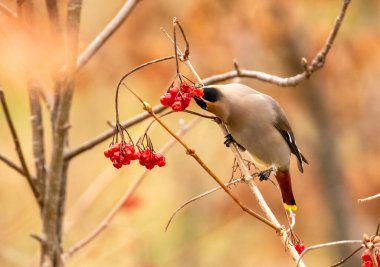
[104,142,166,170]
[104,142,138,169]
[294,241,306,255]
[160,82,204,111]
[361,249,380,267]
[138,148,166,169]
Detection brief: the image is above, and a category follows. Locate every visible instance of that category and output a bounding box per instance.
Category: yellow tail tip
[284,203,297,212]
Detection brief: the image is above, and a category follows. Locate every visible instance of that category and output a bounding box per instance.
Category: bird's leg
[258,167,274,181]
[224,134,246,151]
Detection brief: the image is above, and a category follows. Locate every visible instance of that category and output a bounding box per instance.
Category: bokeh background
[0,0,379,266]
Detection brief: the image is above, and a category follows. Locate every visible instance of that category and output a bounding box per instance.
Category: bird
[194,83,308,211]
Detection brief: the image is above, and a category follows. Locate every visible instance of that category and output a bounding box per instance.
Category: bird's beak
[194,96,208,110]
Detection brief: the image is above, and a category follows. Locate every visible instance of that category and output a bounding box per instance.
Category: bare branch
[28,79,46,201]
[165,178,243,231]
[296,240,363,267]
[358,193,380,203]
[203,0,351,87]
[76,0,141,71]
[45,0,61,31]
[63,118,200,260]
[0,88,40,202]
[41,0,83,265]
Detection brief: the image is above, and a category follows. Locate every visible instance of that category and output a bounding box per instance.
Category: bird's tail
[275,170,297,211]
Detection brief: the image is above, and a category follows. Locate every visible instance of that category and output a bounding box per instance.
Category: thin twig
[330,246,363,267]
[0,2,17,19]
[115,56,174,123]
[76,0,141,70]
[173,18,190,61]
[0,153,26,176]
[181,110,217,120]
[203,0,351,87]
[358,193,380,203]
[63,118,201,260]
[0,89,40,202]
[296,240,363,267]
[165,178,243,231]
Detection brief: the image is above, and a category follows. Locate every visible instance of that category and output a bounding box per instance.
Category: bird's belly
[229,126,291,169]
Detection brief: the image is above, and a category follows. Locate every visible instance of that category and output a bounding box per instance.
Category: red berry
[171,100,183,111]
[112,161,122,169]
[169,86,179,97]
[139,148,152,162]
[131,152,139,160]
[150,153,166,167]
[120,155,130,165]
[110,143,120,153]
[123,143,135,159]
[294,242,305,255]
[145,163,155,170]
[160,93,174,106]
[104,149,112,158]
[361,261,373,267]
[181,93,191,108]
[180,82,191,93]
[362,250,372,262]
[192,88,204,97]
[157,157,166,167]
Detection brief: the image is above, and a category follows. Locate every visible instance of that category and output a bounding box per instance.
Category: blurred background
[0,0,379,266]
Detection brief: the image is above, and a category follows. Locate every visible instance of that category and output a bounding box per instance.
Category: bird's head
[194,86,223,114]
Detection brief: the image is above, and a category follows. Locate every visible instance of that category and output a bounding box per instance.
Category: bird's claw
[258,167,273,181]
[224,134,234,147]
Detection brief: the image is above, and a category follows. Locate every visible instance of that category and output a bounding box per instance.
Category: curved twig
[165,178,243,231]
[115,56,175,123]
[296,240,363,267]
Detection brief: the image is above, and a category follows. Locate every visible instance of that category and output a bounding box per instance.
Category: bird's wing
[269,98,308,172]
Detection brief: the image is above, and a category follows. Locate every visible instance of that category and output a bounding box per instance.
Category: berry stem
[114,55,175,123]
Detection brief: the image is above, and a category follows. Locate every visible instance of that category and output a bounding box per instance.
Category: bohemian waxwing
[194,83,308,211]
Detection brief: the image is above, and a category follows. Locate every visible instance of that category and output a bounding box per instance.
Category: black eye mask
[202,87,221,103]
